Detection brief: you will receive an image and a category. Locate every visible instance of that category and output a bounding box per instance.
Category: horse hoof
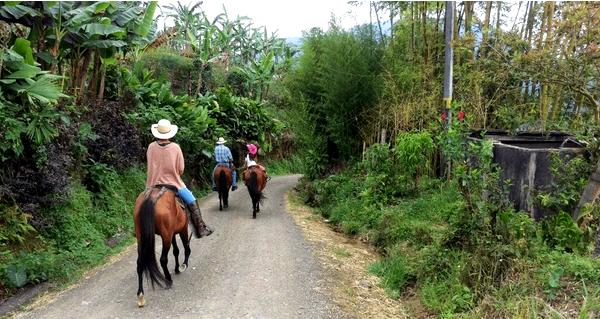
[179,264,187,273]
[137,293,146,307]
[165,280,173,289]
[224,205,228,209]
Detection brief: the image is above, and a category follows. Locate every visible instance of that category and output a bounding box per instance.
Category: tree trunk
[98,63,106,101]
[520,1,530,38]
[526,1,537,48]
[90,51,101,98]
[411,2,415,57]
[389,3,394,42]
[512,2,523,32]
[422,2,429,64]
[483,1,492,37]
[482,1,493,56]
[435,2,441,34]
[465,1,473,35]
[370,2,374,42]
[545,1,555,48]
[495,1,502,36]
[373,2,385,46]
[77,50,93,100]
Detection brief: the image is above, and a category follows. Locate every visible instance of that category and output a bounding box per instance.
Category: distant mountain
[285,37,303,46]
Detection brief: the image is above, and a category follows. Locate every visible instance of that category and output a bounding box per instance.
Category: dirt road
[15,175,341,319]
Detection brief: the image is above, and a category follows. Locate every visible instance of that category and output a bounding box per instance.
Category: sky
[156,0,372,39]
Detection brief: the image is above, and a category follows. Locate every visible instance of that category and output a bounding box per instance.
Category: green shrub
[0,167,144,290]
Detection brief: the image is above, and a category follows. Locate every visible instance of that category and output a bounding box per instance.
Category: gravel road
[15,175,341,319]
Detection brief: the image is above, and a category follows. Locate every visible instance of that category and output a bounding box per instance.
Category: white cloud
[156,0,371,38]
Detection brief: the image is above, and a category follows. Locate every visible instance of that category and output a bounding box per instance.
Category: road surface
[16,175,341,319]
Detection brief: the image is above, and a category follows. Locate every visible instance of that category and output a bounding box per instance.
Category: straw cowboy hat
[216,137,227,144]
[151,119,178,139]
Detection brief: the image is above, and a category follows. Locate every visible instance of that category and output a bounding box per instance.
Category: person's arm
[227,148,233,164]
[176,145,185,175]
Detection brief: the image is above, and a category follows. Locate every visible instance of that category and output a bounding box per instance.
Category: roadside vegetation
[0,1,292,300]
[287,2,600,317]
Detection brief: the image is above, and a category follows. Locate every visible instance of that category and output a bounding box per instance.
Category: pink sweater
[146,142,186,189]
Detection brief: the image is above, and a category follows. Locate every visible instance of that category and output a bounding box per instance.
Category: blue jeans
[212,163,237,188]
[177,187,196,205]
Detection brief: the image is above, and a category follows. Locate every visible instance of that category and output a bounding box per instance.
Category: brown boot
[187,201,214,238]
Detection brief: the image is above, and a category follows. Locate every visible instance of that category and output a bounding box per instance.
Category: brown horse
[243,166,267,219]
[133,186,191,307]
[214,165,233,211]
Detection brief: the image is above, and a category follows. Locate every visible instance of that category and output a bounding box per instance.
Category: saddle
[143,184,186,210]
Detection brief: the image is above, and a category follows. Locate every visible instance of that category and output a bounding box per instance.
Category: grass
[263,154,304,176]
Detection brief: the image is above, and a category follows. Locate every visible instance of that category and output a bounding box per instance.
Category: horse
[244,166,267,219]
[133,185,191,307]
[214,165,233,210]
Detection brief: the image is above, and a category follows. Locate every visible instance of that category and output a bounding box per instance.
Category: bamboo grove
[329,2,600,147]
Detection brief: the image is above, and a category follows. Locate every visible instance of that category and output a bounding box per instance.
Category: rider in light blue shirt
[212,137,238,191]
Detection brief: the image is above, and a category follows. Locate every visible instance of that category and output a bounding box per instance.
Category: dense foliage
[0,1,286,298]
[287,2,600,177]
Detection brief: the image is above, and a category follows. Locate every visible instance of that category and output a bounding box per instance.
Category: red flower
[458,111,465,121]
[441,112,447,122]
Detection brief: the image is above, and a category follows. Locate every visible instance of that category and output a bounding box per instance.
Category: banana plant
[0,39,67,155]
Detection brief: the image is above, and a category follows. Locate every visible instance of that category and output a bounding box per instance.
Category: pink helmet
[246,143,258,155]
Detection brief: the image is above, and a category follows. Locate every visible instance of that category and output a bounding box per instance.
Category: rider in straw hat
[147,119,213,238]
[212,137,237,191]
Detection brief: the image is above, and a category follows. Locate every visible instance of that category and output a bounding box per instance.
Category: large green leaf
[5,63,42,79]
[112,6,143,27]
[0,4,38,20]
[1,48,24,64]
[82,23,125,36]
[12,38,34,65]
[6,265,27,288]
[83,39,127,49]
[135,1,157,37]
[67,2,110,26]
[10,75,66,104]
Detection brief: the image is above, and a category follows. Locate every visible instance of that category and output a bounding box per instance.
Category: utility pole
[443,1,455,178]
[443,1,454,120]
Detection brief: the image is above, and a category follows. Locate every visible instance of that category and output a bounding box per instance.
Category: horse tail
[248,171,265,202]
[138,198,166,289]
[219,169,227,193]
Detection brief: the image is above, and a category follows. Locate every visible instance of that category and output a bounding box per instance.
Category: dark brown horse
[243,166,267,219]
[214,165,233,210]
[133,186,191,307]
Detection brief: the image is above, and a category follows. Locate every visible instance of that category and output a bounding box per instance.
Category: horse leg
[160,237,173,288]
[252,197,257,219]
[136,249,145,307]
[224,189,229,209]
[172,234,180,274]
[219,192,223,211]
[179,230,191,272]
